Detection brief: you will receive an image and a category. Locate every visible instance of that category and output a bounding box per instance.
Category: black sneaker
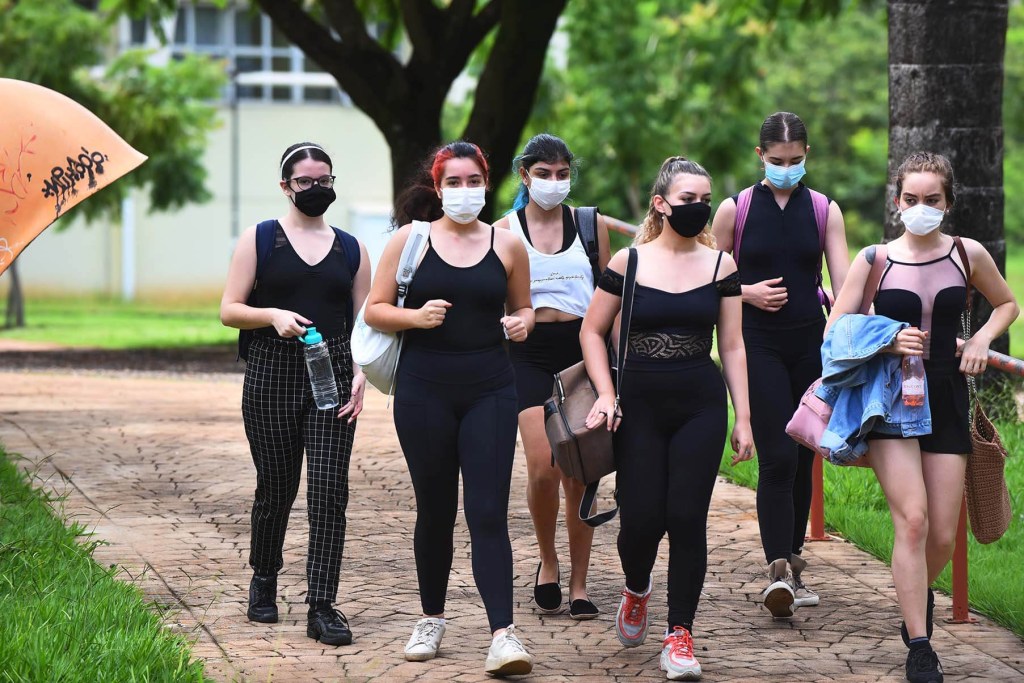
[247,574,278,623]
[307,606,353,646]
[905,646,943,683]
[901,588,935,646]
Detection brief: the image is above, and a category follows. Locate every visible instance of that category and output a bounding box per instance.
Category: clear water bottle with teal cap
[301,326,339,410]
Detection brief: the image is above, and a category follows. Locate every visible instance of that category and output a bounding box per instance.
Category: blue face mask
[763,158,806,189]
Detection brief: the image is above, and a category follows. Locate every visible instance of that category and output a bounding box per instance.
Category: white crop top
[509,210,594,318]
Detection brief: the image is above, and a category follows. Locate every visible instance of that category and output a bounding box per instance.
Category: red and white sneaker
[660,627,702,681]
[615,577,652,647]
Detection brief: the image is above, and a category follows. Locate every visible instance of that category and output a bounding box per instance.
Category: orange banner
[0,78,147,277]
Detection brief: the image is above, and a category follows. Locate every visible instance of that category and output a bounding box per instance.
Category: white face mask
[527,176,570,211]
[441,187,486,224]
[900,204,945,235]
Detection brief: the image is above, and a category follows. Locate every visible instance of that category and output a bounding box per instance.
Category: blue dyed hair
[508,133,577,213]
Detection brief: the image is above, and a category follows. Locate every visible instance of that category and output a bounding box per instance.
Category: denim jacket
[815,314,932,464]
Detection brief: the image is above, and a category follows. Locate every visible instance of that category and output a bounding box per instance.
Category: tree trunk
[888,0,1010,362]
[4,261,25,329]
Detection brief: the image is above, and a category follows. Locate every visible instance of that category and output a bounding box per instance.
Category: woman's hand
[887,327,927,355]
[414,299,452,329]
[957,333,991,376]
[270,309,312,338]
[500,315,528,342]
[337,371,366,424]
[730,418,755,466]
[585,393,622,432]
[743,277,788,312]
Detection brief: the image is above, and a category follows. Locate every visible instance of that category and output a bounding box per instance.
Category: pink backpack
[733,186,831,309]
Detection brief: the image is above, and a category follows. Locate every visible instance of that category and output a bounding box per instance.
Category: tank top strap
[712,250,725,282]
[490,226,496,250]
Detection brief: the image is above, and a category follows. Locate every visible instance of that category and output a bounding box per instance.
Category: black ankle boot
[307,605,353,646]
[247,574,278,623]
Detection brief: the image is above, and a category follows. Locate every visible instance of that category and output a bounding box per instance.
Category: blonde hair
[636,156,716,248]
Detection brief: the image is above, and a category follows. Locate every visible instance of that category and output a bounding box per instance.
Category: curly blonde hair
[635,156,716,248]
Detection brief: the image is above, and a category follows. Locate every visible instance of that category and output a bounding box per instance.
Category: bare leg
[520,406,561,585]
[920,452,967,584]
[561,472,595,601]
[870,439,930,639]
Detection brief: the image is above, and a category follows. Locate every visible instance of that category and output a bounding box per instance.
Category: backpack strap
[732,187,755,262]
[332,226,361,329]
[573,206,602,285]
[808,189,831,312]
[859,244,888,315]
[237,219,280,362]
[579,247,638,528]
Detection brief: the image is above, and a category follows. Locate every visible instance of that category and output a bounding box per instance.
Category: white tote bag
[351,221,430,393]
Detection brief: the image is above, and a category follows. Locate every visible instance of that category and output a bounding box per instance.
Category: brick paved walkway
[2,370,1023,682]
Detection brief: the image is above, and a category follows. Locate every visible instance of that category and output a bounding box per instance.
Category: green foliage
[720,414,1024,639]
[0,447,210,681]
[0,0,224,224]
[0,296,233,349]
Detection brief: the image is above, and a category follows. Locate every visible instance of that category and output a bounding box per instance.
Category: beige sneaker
[484,624,533,676]
[762,558,796,618]
[790,553,820,607]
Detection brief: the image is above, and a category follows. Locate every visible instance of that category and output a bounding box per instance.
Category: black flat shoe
[307,606,353,646]
[568,598,600,620]
[533,562,563,613]
[247,574,278,623]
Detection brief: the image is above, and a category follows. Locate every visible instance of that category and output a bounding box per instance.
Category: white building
[3,3,396,301]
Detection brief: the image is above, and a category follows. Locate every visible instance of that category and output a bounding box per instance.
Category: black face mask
[291,184,337,217]
[662,199,711,238]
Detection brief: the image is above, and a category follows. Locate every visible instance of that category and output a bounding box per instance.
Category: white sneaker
[404,618,445,662]
[484,624,534,676]
[790,553,820,607]
[762,558,796,618]
[660,627,702,681]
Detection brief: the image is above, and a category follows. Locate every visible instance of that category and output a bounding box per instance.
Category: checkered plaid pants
[242,334,355,604]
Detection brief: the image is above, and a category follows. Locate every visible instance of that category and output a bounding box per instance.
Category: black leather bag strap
[580,247,638,528]
[574,206,601,284]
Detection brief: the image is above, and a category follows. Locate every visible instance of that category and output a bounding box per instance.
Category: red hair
[430,141,489,187]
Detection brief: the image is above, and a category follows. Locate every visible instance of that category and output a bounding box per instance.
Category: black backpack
[237,220,361,362]
[574,206,601,285]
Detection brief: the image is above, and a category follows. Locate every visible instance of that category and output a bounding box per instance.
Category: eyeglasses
[287,175,336,191]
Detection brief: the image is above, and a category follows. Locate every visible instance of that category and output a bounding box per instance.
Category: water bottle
[301,327,339,410]
[902,354,925,407]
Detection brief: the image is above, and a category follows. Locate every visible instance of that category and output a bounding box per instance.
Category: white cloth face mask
[527,177,570,210]
[900,204,945,235]
[441,187,486,224]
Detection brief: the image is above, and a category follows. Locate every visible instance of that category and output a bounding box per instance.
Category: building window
[122,2,347,105]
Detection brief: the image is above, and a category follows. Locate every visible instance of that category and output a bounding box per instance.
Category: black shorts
[509,319,584,412]
[867,359,971,455]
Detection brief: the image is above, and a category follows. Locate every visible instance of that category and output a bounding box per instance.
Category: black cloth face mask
[292,184,337,217]
[661,199,711,238]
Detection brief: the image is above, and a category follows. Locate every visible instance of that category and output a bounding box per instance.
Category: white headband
[279,145,324,178]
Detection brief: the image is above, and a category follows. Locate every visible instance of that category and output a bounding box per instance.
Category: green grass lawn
[0,296,233,349]
[1005,247,1024,358]
[720,417,1024,639]
[0,447,210,681]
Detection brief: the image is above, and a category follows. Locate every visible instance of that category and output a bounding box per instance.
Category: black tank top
[516,204,576,253]
[873,242,967,362]
[404,228,509,351]
[598,251,741,369]
[733,183,826,329]
[254,222,353,339]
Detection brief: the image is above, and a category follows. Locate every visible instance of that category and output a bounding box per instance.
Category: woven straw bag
[954,237,1013,544]
[964,401,1012,543]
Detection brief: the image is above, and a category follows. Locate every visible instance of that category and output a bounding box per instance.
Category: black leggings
[615,360,727,632]
[744,319,824,564]
[394,346,518,633]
